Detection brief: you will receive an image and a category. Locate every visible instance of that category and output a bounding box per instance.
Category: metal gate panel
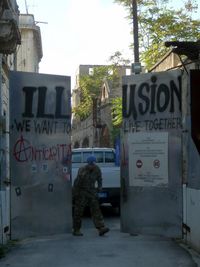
[9,71,72,239]
[121,70,182,237]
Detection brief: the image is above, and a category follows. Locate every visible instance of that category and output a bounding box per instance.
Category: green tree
[111,97,123,140]
[73,51,131,121]
[114,0,200,69]
[112,97,123,127]
[109,51,131,66]
[73,65,120,120]
[110,0,200,128]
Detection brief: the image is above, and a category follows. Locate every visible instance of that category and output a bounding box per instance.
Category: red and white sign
[136,160,143,168]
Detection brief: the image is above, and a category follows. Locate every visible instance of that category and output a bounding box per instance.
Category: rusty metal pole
[132,0,139,63]
[131,0,141,74]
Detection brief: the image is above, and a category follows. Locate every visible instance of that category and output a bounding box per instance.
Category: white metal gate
[121,70,183,237]
[9,71,72,239]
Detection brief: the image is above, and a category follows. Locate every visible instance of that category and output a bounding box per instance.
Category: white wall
[183,186,200,252]
[17,14,42,73]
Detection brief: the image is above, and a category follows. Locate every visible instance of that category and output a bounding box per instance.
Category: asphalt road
[0,206,199,267]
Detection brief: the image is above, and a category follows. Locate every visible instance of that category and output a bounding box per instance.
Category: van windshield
[82,152,104,163]
[72,150,115,164]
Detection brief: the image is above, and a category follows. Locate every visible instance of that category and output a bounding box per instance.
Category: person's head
[86,156,96,167]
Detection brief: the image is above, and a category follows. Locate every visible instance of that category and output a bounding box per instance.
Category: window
[83,151,103,163]
[83,152,92,163]
[126,68,131,75]
[72,152,81,163]
[94,152,103,163]
[105,151,115,163]
[89,68,94,75]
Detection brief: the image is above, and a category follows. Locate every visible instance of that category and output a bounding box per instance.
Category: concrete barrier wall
[183,187,200,252]
[9,72,72,239]
[121,70,183,237]
[0,58,11,244]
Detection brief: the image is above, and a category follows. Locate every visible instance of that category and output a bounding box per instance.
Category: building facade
[17,13,43,72]
[0,4,43,245]
[0,0,21,245]
[71,64,131,148]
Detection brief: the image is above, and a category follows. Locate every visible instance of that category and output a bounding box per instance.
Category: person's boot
[99,227,110,236]
[73,229,83,236]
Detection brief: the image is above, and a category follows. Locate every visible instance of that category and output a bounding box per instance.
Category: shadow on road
[83,204,120,218]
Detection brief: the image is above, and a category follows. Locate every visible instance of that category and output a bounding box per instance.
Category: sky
[16,0,134,89]
[16,0,199,89]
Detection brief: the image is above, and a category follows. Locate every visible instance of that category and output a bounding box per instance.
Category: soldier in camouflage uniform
[72,156,110,236]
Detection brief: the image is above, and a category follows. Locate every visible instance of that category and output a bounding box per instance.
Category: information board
[128,132,168,187]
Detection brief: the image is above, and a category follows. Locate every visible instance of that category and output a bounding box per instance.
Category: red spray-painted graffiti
[13,135,71,162]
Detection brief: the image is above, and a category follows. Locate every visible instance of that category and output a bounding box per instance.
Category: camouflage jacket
[73,164,102,194]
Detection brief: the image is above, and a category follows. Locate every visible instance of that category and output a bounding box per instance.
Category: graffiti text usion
[122,75,182,120]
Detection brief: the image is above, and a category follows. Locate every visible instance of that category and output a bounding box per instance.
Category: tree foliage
[72,65,120,120]
[114,0,200,69]
[73,51,131,121]
[109,51,131,66]
[111,96,124,141]
[112,97,123,127]
[110,0,200,128]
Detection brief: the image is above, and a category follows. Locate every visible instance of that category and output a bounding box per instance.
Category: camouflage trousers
[73,190,105,230]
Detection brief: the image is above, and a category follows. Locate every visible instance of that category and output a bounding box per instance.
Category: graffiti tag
[13,135,71,162]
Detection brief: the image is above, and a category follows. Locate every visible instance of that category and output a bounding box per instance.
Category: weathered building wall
[71,65,130,148]
[1,3,43,245]
[17,14,43,72]
[0,57,11,244]
[150,51,181,72]
[0,0,21,245]
[72,114,93,148]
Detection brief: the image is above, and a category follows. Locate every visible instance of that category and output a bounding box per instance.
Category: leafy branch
[114,0,200,69]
